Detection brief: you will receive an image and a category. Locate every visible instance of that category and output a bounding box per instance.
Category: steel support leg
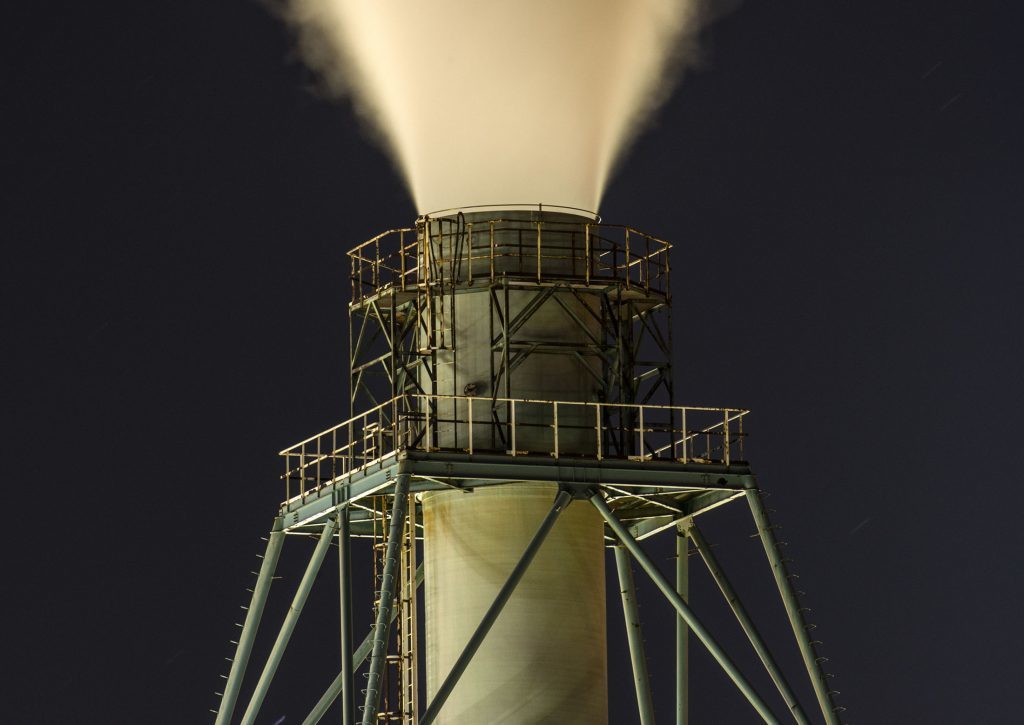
[360,474,412,725]
[240,516,339,725]
[302,566,424,725]
[745,488,841,724]
[614,546,656,725]
[339,506,354,725]
[420,489,573,725]
[687,523,810,724]
[216,523,285,725]
[676,524,689,725]
[590,492,779,725]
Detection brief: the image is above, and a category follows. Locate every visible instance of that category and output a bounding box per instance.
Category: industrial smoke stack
[215,205,844,725]
[420,208,608,723]
[213,3,846,723]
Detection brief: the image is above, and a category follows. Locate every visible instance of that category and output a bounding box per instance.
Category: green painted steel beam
[240,516,339,725]
[216,522,285,725]
[280,452,751,532]
[614,546,656,725]
[687,523,810,724]
[592,492,779,724]
[301,564,424,725]
[746,487,842,724]
[676,525,690,725]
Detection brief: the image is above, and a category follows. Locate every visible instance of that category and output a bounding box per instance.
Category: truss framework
[213,452,844,725]
[212,212,844,724]
[348,215,675,452]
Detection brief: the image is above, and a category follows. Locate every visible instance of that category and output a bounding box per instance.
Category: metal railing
[280,394,747,504]
[349,218,671,304]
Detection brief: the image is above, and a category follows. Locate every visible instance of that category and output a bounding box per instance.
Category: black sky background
[3,1,1023,722]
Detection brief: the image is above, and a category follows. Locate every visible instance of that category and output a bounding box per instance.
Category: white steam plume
[278,0,727,214]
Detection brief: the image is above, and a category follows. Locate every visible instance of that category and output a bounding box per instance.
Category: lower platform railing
[280,394,747,504]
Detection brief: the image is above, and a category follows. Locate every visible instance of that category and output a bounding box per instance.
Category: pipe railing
[348,218,671,303]
[280,394,747,506]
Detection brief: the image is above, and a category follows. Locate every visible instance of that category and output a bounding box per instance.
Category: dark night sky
[4,1,1023,722]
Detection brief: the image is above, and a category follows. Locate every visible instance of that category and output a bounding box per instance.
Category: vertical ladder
[398,494,419,724]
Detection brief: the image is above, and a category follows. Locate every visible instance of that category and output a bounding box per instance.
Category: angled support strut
[241,515,339,725]
[687,522,810,724]
[590,491,780,725]
[614,546,656,725]
[302,565,424,725]
[745,487,841,724]
[216,522,285,725]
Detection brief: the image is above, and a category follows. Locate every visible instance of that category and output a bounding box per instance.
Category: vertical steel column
[241,516,339,725]
[216,524,285,725]
[361,474,412,725]
[420,489,573,725]
[613,546,656,725]
[339,506,354,725]
[676,524,689,725]
[745,488,840,724]
[302,566,424,725]
[687,523,810,724]
[590,492,779,725]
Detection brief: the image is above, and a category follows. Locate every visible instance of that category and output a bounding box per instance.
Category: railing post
[316,435,321,493]
[671,408,678,461]
[724,411,731,465]
[738,413,744,461]
[536,220,542,282]
[374,237,380,289]
[467,222,473,285]
[638,406,645,460]
[553,401,559,458]
[468,397,474,455]
[645,234,651,292]
[625,229,631,289]
[585,224,591,285]
[510,400,517,456]
[399,230,406,291]
[347,420,354,472]
[595,403,603,460]
[489,221,495,281]
[681,408,687,463]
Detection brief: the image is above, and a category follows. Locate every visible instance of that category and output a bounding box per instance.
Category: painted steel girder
[278,449,752,533]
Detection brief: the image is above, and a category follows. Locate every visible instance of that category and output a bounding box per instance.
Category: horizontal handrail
[348,218,672,303]
[279,393,748,505]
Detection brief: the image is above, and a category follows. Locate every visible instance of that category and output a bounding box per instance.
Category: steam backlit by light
[278,0,728,213]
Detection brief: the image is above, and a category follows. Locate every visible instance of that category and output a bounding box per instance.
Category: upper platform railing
[280,394,747,505]
[349,217,671,304]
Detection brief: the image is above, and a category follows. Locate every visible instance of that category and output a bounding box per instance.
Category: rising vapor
[276,0,730,213]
